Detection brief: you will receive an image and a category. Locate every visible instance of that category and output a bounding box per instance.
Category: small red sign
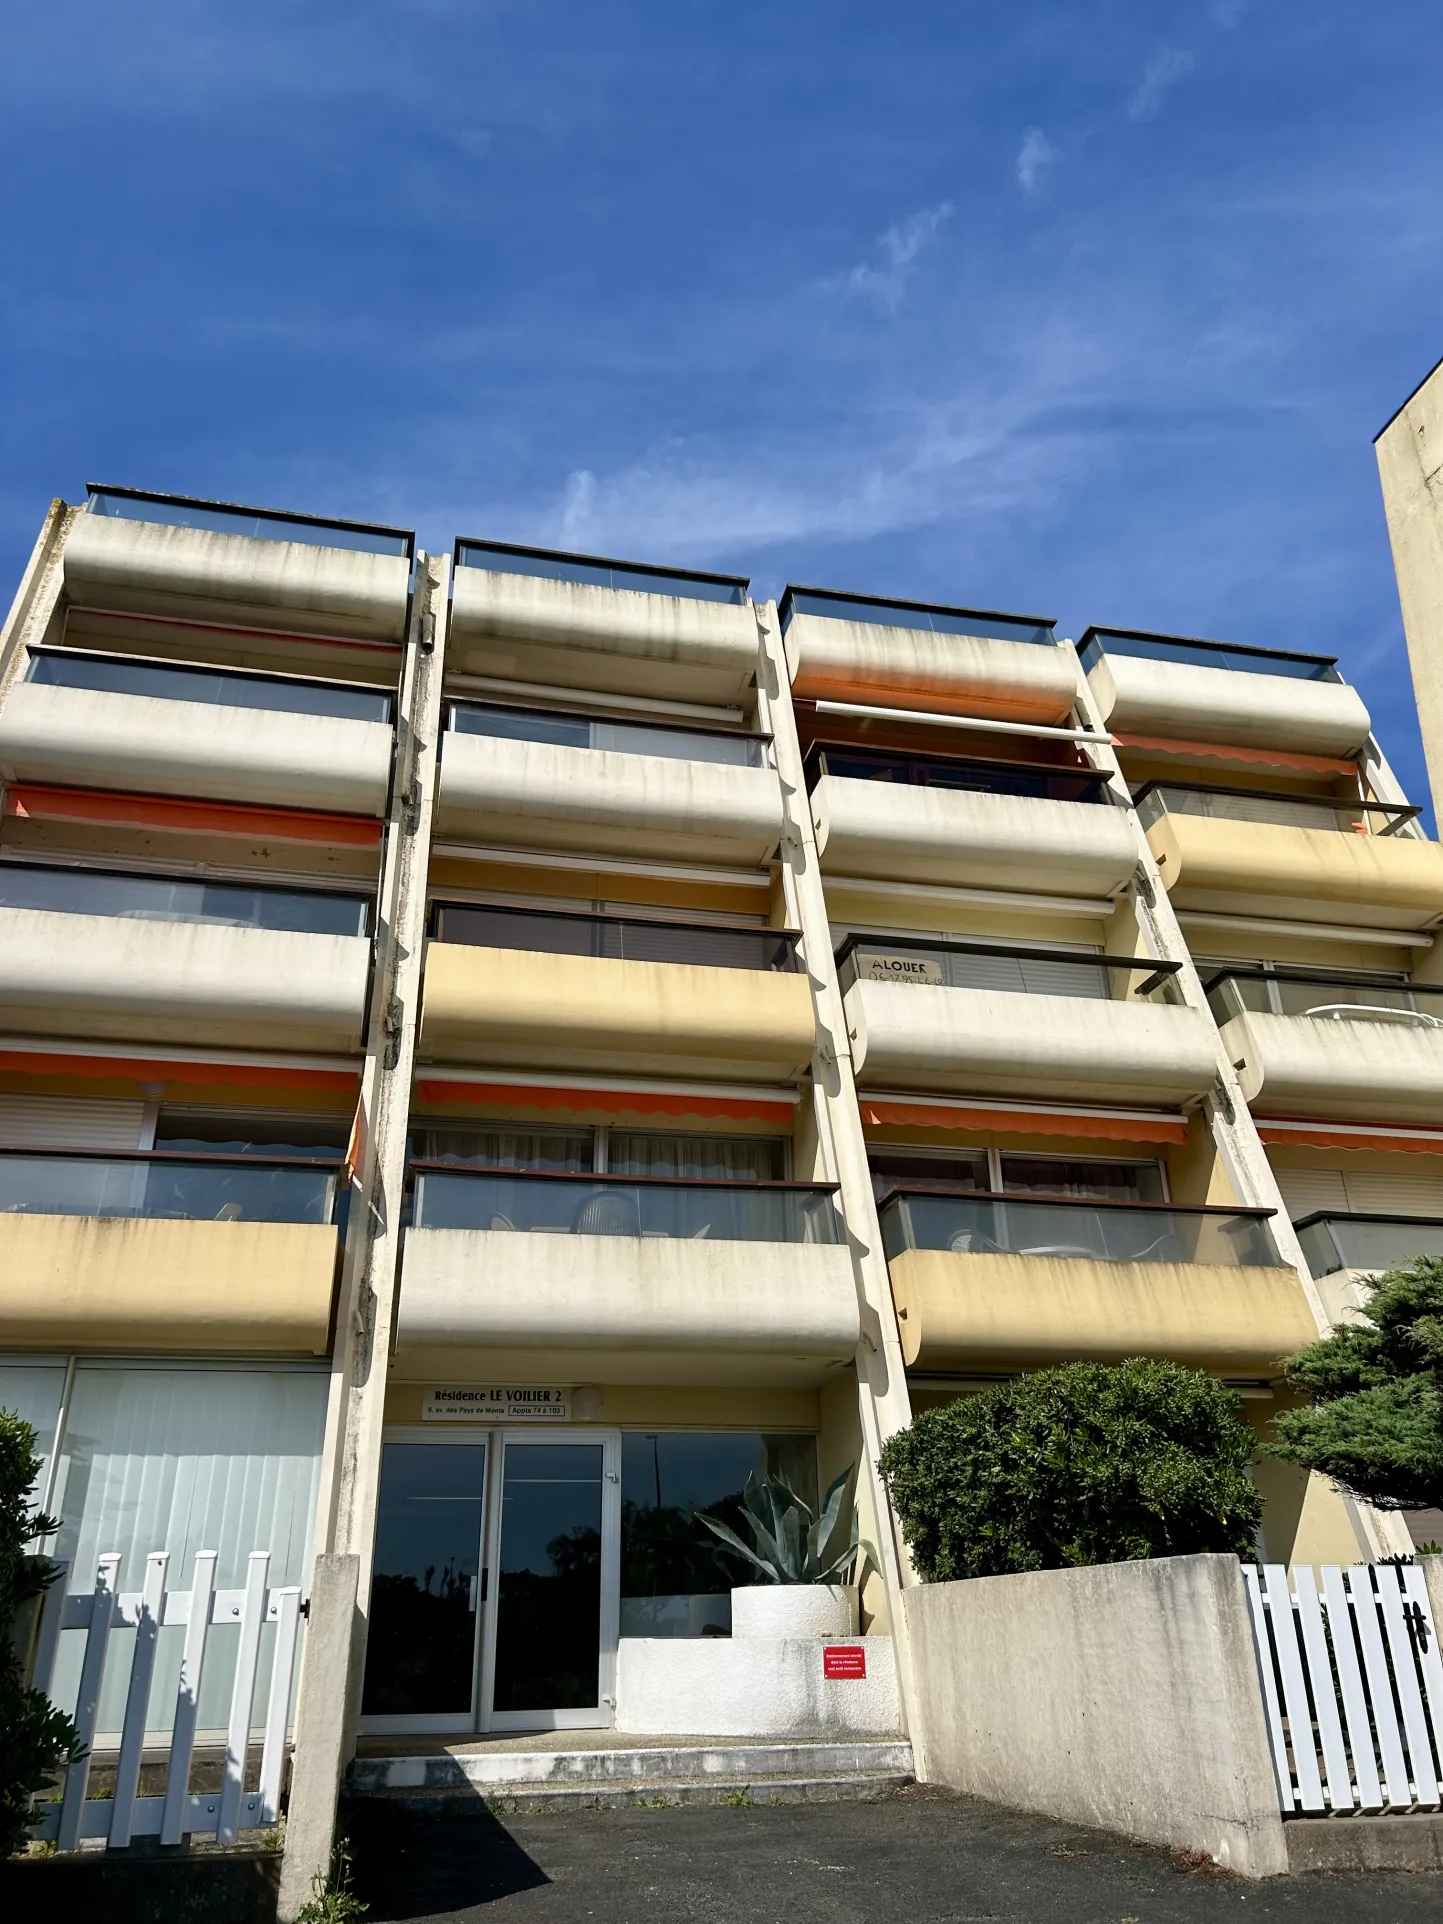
[823,1644,867,1680]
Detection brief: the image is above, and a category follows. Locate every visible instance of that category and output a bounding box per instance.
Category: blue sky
[2,2,1441,797]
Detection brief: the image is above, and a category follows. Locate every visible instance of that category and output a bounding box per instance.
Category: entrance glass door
[483,1433,620,1731]
[361,1439,488,1727]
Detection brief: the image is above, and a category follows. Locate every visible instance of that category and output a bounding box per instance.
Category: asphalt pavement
[347,1786,1443,1922]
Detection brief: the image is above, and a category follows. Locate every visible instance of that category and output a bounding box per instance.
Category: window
[27,650,393,725]
[154,1108,352,1157]
[606,1134,785,1183]
[870,1150,989,1197]
[409,1124,594,1173]
[998,1155,1166,1204]
[620,1433,817,1637]
[0,864,371,938]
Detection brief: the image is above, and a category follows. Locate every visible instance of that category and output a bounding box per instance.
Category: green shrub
[878,1358,1262,1581]
[0,1409,82,1859]
[1268,1257,1443,1511]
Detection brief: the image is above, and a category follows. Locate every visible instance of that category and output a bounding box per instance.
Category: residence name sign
[858,953,944,986]
[423,1387,570,1423]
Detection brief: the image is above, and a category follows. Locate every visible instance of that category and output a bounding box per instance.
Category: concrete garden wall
[900,1553,1288,1876]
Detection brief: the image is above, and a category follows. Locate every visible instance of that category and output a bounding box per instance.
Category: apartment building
[0,482,1437,1788]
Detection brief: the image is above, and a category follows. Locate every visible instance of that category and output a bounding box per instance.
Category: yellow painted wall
[889,1248,1316,1376]
[1148,812,1443,922]
[0,1215,337,1352]
[419,941,817,1077]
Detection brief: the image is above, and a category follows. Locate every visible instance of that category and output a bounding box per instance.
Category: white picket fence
[1244,1563,1443,1814]
[29,1549,303,1852]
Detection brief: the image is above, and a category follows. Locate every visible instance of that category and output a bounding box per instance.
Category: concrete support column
[0,498,78,704]
[275,1555,359,1923]
[753,602,921,1733]
[281,553,449,1908]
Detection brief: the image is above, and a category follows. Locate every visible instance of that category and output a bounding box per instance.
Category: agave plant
[696,1464,875,1586]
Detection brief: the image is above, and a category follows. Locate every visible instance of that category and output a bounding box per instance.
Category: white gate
[29,1549,303,1851]
[1244,1563,1443,1814]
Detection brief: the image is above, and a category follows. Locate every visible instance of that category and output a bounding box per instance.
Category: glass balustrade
[1133,782,1415,837]
[454,539,748,604]
[0,1151,339,1224]
[0,863,371,937]
[804,744,1110,803]
[1203,971,1443,1031]
[27,649,393,724]
[1295,1213,1443,1278]
[87,487,412,558]
[878,1187,1279,1268]
[411,1168,840,1244]
[449,701,765,767]
[1078,627,1337,681]
[835,935,1178,1004]
[780,588,1056,646]
[431,902,800,973]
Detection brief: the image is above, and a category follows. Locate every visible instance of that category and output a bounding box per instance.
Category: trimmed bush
[878,1358,1262,1581]
[0,1409,81,1858]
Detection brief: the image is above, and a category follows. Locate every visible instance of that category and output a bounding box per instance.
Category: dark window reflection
[619,1433,818,1638]
[363,1442,487,1716]
[492,1444,604,1713]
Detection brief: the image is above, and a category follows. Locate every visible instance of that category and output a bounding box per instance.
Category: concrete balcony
[0,907,370,1051]
[785,597,1077,724]
[448,563,759,705]
[394,1170,857,1386]
[810,771,1136,897]
[0,1150,340,1352]
[841,949,1216,1105]
[63,511,411,643]
[0,680,392,816]
[435,728,784,866]
[1144,796,1443,931]
[419,905,816,1080]
[880,1190,1313,1375]
[1220,1005,1443,1125]
[1086,648,1370,757]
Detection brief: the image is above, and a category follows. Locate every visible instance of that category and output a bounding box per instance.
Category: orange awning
[858,1098,1188,1145]
[1111,733,1358,778]
[413,1078,798,1125]
[0,1049,358,1095]
[5,783,382,847]
[1256,1121,1443,1157]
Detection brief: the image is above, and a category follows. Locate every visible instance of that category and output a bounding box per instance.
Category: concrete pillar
[0,499,79,703]
[275,1555,359,1924]
[281,553,449,1900]
[1376,359,1443,824]
[753,602,920,1727]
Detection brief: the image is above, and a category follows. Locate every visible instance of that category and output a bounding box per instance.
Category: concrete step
[346,1740,915,1814]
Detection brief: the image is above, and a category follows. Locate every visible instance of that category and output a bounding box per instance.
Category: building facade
[2,484,1440,1809]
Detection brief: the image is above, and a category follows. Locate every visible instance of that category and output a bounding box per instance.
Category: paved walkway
[349,1786,1443,1922]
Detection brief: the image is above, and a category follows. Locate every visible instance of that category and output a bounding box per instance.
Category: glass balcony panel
[805,745,1108,802]
[1079,630,1334,681]
[880,1191,1278,1267]
[450,701,764,767]
[839,938,1112,1002]
[0,863,370,937]
[431,902,798,973]
[88,489,411,558]
[411,1170,840,1244]
[782,592,1055,646]
[1296,1214,1443,1276]
[0,1152,336,1223]
[28,650,393,724]
[1204,971,1443,1030]
[1135,783,1402,836]
[454,542,747,605]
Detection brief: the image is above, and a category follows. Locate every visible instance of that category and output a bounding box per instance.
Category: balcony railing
[27,648,394,725]
[1203,970,1443,1031]
[86,486,413,559]
[1134,782,1417,837]
[804,744,1111,804]
[879,1186,1280,1268]
[448,700,767,767]
[410,1166,841,1243]
[0,1148,340,1223]
[0,863,372,938]
[1078,627,1338,683]
[836,934,1180,1002]
[453,538,748,605]
[780,587,1056,646]
[1295,1212,1443,1277]
[430,901,801,973]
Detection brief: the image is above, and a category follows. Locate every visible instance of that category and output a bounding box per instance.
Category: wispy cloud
[1210,0,1249,26]
[1016,128,1056,195]
[1128,46,1196,121]
[846,202,953,313]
